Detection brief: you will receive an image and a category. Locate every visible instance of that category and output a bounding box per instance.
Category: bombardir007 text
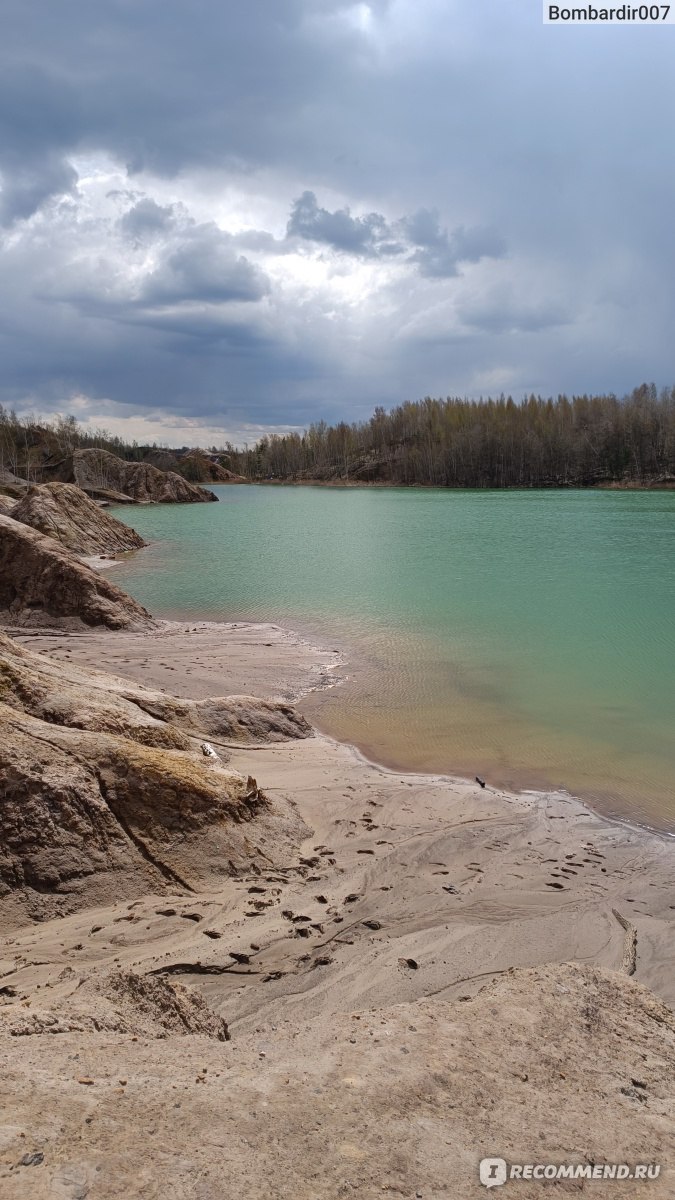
[544,3,675,20]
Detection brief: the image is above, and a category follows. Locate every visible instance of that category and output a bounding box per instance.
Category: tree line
[0,408,228,485]
[227,385,675,487]
[2,385,675,490]
[0,409,152,482]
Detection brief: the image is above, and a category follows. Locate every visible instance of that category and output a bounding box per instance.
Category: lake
[112,485,675,831]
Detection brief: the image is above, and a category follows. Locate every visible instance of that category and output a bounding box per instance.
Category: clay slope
[0,515,152,630]
[0,631,311,922]
[11,482,145,555]
[0,467,27,489]
[0,493,16,515]
[71,448,217,503]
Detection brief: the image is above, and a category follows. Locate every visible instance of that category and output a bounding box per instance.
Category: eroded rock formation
[0,631,313,747]
[71,448,218,503]
[0,630,311,921]
[11,482,145,555]
[0,514,153,630]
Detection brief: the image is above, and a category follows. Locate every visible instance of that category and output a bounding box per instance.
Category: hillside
[0,408,234,488]
[4,386,675,492]
[143,447,245,483]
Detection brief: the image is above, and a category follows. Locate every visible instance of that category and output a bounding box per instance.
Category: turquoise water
[112,485,675,829]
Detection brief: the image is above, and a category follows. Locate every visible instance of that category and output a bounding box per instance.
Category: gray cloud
[0,63,82,223]
[287,190,399,256]
[400,209,507,278]
[0,155,77,225]
[141,229,270,306]
[0,0,673,440]
[117,197,178,243]
[286,192,505,278]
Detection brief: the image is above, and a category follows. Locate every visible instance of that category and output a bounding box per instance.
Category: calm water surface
[112,486,675,830]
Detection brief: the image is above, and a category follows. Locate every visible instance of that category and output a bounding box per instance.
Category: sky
[1,0,674,447]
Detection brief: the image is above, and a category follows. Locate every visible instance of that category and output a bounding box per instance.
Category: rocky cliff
[71,448,218,503]
[142,447,245,482]
[0,515,153,630]
[11,482,145,555]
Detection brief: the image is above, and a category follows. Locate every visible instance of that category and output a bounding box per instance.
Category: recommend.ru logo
[479,1159,661,1186]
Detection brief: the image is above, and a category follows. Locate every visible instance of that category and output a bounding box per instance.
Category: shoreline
[12,614,675,1009]
[19,608,675,843]
[102,490,675,837]
[232,477,675,491]
[329,730,675,849]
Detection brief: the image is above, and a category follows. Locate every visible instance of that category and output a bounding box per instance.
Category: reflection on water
[112,485,675,831]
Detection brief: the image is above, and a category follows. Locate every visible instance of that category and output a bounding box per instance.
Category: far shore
[12,616,675,1012]
[220,477,675,490]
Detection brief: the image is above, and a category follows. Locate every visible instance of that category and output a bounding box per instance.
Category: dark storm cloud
[0,0,673,439]
[286,191,504,278]
[117,198,178,243]
[400,209,506,278]
[287,190,399,256]
[0,153,78,225]
[0,64,82,222]
[0,0,367,218]
[141,231,270,306]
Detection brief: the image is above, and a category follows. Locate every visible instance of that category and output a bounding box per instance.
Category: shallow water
[112,485,675,830]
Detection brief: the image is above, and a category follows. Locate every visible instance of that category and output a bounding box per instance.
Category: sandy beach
[9,619,675,1012]
[2,619,675,1197]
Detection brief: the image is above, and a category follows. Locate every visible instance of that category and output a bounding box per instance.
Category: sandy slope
[2,621,675,1197]
[2,962,674,1200]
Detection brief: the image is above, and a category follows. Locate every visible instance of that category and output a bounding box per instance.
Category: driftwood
[612,908,637,976]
